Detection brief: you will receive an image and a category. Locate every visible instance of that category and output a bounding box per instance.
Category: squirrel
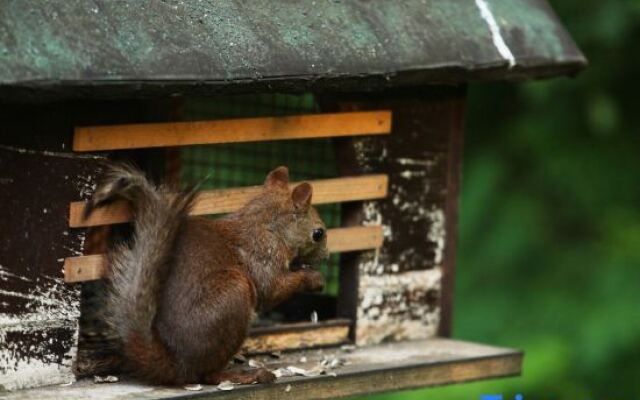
[83,163,328,385]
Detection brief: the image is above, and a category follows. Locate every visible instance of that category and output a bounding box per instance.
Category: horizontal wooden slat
[63,226,384,283]
[69,175,388,228]
[244,319,350,354]
[325,226,384,253]
[73,110,392,151]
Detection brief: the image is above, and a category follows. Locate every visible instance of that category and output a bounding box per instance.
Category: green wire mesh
[179,94,341,296]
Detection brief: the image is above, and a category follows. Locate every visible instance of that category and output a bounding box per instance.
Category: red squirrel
[83,164,328,385]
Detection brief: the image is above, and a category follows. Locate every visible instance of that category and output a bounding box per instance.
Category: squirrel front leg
[265,270,324,309]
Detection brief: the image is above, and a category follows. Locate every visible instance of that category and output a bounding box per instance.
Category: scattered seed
[340,344,357,352]
[183,384,203,391]
[285,384,292,392]
[94,375,118,384]
[287,365,324,377]
[310,311,318,323]
[273,368,294,378]
[217,381,235,391]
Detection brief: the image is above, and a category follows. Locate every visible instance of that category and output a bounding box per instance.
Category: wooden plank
[73,111,392,151]
[69,175,389,228]
[62,255,107,283]
[244,320,350,354]
[326,226,383,253]
[1,339,522,400]
[63,226,384,283]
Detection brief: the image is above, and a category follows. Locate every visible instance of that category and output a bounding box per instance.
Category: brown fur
[84,164,327,385]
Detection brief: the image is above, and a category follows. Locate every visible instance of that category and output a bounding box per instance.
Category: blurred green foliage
[361,1,640,399]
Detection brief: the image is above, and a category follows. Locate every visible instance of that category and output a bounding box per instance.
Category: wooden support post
[321,87,466,344]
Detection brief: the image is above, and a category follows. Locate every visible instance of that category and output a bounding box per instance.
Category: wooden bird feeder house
[0,1,585,398]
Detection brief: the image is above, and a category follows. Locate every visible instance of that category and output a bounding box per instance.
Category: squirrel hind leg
[204,367,276,385]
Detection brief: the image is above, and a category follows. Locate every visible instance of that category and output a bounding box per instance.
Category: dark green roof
[0,0,586,101]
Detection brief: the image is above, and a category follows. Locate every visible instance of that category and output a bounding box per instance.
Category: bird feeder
[0,1,585,397]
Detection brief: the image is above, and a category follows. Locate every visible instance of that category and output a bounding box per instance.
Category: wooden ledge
[4,339,522,399]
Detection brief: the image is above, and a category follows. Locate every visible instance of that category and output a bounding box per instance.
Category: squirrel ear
[292,182,312,209]
[265,166,289,188]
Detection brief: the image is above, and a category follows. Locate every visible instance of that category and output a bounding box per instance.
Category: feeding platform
[2,339,522,400]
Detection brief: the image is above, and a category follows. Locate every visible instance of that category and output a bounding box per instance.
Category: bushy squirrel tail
[85,163,198,383]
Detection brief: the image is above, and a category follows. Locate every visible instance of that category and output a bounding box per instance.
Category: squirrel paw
[303,270,325,292]
[255,368,276,384]
[205,368,276,385]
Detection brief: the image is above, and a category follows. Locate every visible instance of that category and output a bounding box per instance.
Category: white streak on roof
[475,0,516,68]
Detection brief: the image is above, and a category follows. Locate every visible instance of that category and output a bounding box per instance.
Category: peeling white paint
[0,277,79,326]
[362,202,383,227]
[61,244,84,257]
[352,139,378,173]
[350,139,448,346]
[0,275,80,390]
[362,201,392,242]
[0,145,105,160]
[474,0,516,68]
[395,158,435,168]
[74,174,98,200]
[0,350,77,391]
[0,265,32,283]
[426,207,446,265]
[357,269,442,345]
[399,170,427,179]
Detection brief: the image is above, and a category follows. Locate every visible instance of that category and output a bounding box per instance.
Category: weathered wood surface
[0,146,103,391]
[1,338,522,399]
[63,226,384,283]
[69,174,389,228]
[325,87,466,345]
[73,111,391,151]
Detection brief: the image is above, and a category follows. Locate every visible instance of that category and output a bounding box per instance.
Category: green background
[361,1,640,399]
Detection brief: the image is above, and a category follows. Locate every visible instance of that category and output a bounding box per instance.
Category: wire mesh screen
[179,94,341,296]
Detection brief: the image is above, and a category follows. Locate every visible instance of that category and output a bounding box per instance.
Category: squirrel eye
[312,228,325,242]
